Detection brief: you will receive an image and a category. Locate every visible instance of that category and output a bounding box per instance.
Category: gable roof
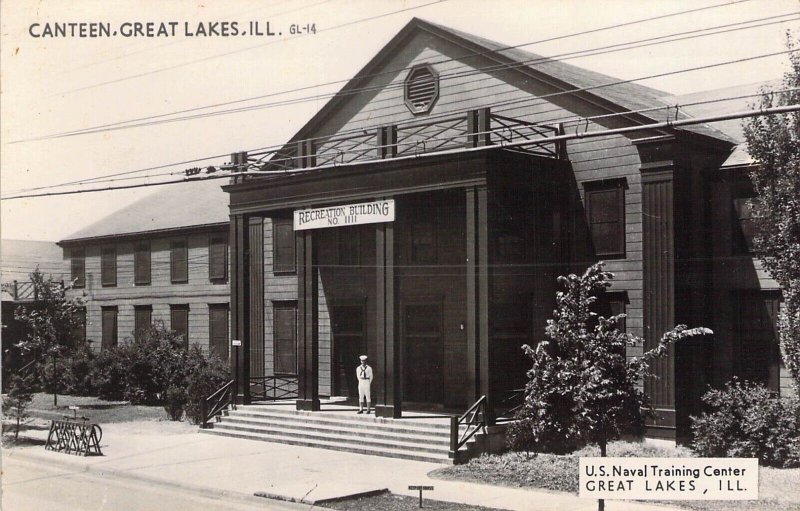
[59,178,229,244]
[278,17,735,151]
[664,79,782,167]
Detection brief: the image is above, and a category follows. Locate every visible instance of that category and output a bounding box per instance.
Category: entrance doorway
[403,303,444,406]
[332,305,366,400]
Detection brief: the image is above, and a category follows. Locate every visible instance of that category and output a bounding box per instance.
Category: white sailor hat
[359,355,368,361]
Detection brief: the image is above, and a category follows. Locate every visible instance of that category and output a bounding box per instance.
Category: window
[585,179,626,258]
[134,242,151,285]
[411,219,436,264]
[273,302,297,374]
[70,248,85,288]
[733,196,756,254]
[273,218,295,274]
[209,304,229,359]
[170,239,188,283]
[337,228,360,267]
[170,305,189,347]
[594,291,628,333]
[101,246,117,287]
[734,292,781,392]
[134,305,152,334]
[208,235,228,282]
[404,64,439,115]
[101,306,118,350]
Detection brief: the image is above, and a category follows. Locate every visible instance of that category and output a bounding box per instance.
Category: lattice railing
[449,395,487,458]
[249,375,299,402]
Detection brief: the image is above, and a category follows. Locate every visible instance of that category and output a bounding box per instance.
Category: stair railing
[494,387,525,423]
[200,379,235,429]
[249,375,299,401]
[449,395,487,458]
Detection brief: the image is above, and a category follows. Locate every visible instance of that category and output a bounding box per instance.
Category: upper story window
[171,239,188,283]
[209,234,228,282]
[101,246,117,287]
[404,64,439,115]
[134,242,151,285]
[70,247,85,288]
[273,217,295,274]
[733,196,757,254]
[584,179,627,259]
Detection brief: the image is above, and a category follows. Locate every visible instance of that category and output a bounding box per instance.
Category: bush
[89,324,187,404]
[163,385,186,421]
[184,348,230,425]
[691,379,800,468]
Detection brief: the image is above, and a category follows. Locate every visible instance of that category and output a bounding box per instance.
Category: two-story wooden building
[58,179,231,357]
[219,18,789,442]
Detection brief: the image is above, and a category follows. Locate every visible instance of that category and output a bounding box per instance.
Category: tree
[742,32,800,391]
[13,269,85,406]
[509,263,711,454]
[2,374,36,441]
[508,263,711,511]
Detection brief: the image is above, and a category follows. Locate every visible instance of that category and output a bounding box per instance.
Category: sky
[1,0,798,242]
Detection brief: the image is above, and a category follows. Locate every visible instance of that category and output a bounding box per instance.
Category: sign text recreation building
[294,199,395,231]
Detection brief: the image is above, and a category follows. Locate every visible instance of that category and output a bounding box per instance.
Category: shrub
[89,324,186,404]
[184,348,230,425]
[163,385,186,421]
[2,374,36,440]
[63,344,96,395]
[691,379,800,468]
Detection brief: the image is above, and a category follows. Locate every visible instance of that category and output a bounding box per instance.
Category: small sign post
[408,485,434,508]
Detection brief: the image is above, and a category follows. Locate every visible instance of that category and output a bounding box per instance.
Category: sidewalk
[3,420,682,511]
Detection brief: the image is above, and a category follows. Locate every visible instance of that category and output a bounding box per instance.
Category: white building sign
[579,457,758,501]
[294,199,395,231]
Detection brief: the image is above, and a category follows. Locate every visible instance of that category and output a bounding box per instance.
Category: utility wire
[3,104,797,201]
[4,84,797,197]
[50,0,754,131]
[23,1,770,143]
[59,0,450,95]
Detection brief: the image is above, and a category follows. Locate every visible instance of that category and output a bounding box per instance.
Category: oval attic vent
[404,64,439,115]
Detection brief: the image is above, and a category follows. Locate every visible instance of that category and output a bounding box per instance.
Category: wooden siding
[642,170,676,421]
[64,229,230,354]
[249,218,265,378]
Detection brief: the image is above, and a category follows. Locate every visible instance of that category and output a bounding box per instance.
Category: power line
[21,1,766,143]
[4,84,797,198]
[3,104,797,201]
[58,0,450,95]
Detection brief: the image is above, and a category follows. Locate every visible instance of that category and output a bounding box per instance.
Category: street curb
[255,487,389,505]
[4,449,268,506]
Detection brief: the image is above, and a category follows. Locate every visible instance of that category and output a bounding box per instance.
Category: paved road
[2,456,302,511]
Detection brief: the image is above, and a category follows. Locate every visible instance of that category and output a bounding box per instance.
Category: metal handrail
[495,387,525,423]
[200,379,235,429]
[449,395,487,457]
[249,375,299,401]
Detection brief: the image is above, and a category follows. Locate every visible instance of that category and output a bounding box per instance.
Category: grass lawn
[25,392,170,422]
[2,392,180,447]
[322,493,505,511]
[430,442,800,511]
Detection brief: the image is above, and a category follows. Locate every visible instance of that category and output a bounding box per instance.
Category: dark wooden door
[332,305,365,400]
[403,304,443,405]
[209,304,229,360]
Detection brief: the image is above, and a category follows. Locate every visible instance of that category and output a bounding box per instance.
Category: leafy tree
[509,263,711,456]
[2,374,36,441]
[13,269,85,406]
[742,33,800,391]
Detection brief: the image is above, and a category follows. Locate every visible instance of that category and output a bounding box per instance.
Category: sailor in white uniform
[356,355,373,414]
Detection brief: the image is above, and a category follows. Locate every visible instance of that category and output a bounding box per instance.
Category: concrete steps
[200,404,463,464]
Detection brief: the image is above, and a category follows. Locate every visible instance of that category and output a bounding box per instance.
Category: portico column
[476,186,493,424]
[296,229,320,411]
[375,214,400,418]
[230,214,251,404]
